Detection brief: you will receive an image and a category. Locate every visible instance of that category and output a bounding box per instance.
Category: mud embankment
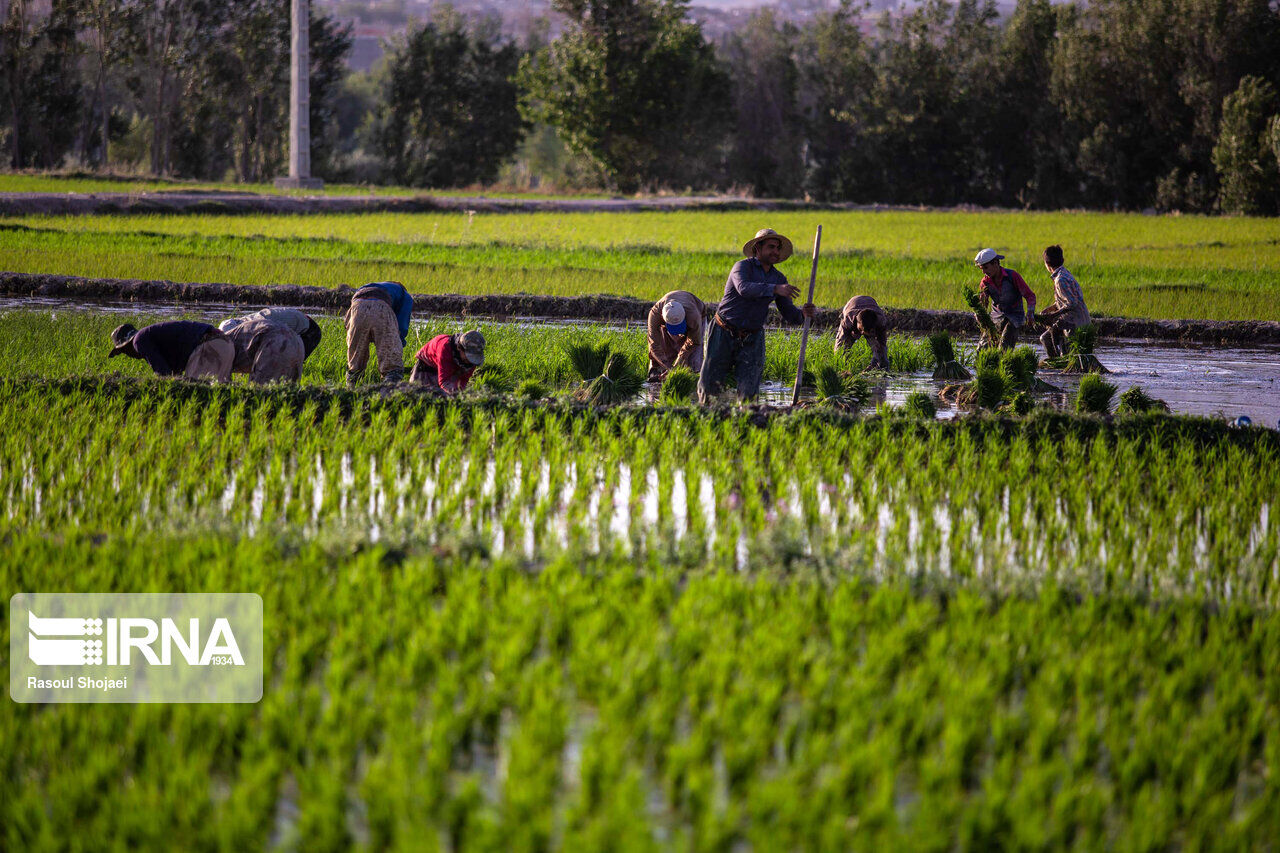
[3,271,1278,345]
[0,191,886,217]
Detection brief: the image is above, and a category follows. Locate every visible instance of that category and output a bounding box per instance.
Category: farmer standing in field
[344,281,413,384]
[646,290,707,381]
[698,228,816,403]
[219,308,322,383]
[409,330,487,395]
[974,248,1036,349]
[107,320,234,381]
[834,295,890,369]
[1036,245,1092,358]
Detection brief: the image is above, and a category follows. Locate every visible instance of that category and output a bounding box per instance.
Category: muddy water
[5,297,1277,425]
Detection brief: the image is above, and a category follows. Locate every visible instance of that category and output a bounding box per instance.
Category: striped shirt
[1049,266,1090,327]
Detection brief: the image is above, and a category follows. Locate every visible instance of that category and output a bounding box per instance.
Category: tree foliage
[1213,75,1280,214]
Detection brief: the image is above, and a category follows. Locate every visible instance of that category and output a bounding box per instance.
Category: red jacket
[415,334,476,393]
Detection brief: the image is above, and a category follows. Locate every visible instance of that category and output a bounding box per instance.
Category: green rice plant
[516,379,547,400]
[974,347,1002,374]
[1076,373,1118,415]
[1117,385,1171,414]
[974,367,1006,409]
[902,390,938,419]
[815,365,846,401]
[1000,346,1039,390]
[566,340,613,381]
[470,363,512,393]
[1068,324,1099,355]
[928,332,970,380]
[963,283,999,345]
[581,353,644,405]
[1006,390,1034,416]
[658,366,698,405]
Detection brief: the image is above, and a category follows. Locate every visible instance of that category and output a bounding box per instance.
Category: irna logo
[27,611,245,667]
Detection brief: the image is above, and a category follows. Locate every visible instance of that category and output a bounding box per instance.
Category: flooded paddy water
[4,296,1277,426]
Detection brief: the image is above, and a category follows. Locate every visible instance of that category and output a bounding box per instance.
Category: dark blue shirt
[716,258,804,332]
[355,282,414,345]
[132,321,216,376]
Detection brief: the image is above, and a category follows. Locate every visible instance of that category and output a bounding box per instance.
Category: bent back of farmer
[834,295,889,369]
[219,308,319,383]
[647,290,707,381]
[698,228,815,403]
[974,249,1036,349]
[108,320,233,381]
[345,281,412,384]
[410,331,486,395]
[1038,245,1092,358]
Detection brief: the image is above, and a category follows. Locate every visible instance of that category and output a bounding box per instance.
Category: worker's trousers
[244,324,305,383]
[345,299,404,381]
[698,321,765,404]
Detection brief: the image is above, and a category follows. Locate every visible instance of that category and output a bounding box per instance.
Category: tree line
[4,0,1280,212]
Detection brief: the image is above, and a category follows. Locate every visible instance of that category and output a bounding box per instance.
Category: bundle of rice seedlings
[1044,324,1109,374]
[963,283,999,346]
[1116,385,1170,414]
[470,363,512,393]
[1069,324,1098,355]
[902,390,938,419]
[974,348,1002,374]
[582,353,644,405]
[516,379,547,400]
[815,365,846,401]
[999,346,1039,390]
[1075,373,1117,414]
[659,366,698,405]
[928,332,971,380]
[974,367,1006,409]
[815,365,864,411]
[1006,390,1034,416]
[565,340,613,381]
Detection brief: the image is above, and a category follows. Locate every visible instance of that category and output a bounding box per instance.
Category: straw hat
[742,228,794,262]
[108,323,138,357]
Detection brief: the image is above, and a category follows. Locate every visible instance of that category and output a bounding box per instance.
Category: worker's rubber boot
[346,369,362,387]
[383,369,405,384]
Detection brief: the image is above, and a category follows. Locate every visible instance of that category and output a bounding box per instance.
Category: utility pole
[275,0,323,189]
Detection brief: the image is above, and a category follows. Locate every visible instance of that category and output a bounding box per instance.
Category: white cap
[974,248,1005,266]
[661,300,686,325]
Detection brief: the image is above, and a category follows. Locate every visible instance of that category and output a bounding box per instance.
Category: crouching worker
[410,330,486,395]
[834,295,889,369]
[647,290,705,381]
[345,281,412,384]
[219,308,322,383]
[108,320,233,381]
[1037,245,1091,358]
[698,228,816,403]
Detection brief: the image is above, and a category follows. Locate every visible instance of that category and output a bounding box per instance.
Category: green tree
[374,8,525,187]
[0,0,84,168]
[1213,75,1280,214]
[518,0,731,193]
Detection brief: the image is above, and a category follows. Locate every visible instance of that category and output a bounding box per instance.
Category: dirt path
[4,271,1279,345]
[0,190,908,217]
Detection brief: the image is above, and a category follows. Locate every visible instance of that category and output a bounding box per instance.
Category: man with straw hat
[646,290,707,382]
[697,227,816,403]
[107,320,234,381]
[410,330,487,395]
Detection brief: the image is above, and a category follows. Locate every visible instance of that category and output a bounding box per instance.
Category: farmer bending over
[108,320,234,381]
[219,308,322,383]
[834,295,890,370]
[974,248,1036,349]
[410,331,486,395]
[647,290,706,382]
[345,281,412,384]
[1037,245,1091,358]
[698,228,816,403]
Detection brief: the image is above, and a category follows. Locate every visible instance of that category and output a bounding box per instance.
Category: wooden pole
[790,224,822,406]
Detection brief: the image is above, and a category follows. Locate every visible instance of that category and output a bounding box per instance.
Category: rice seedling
[814,366,866,412]
[516,379,548,400]
[566,340,614,381]
[928,331,970,380]
[999,345,1039,390]
[901,390,938,419]
[469,363,513,393]
[974,366,1007,409]
[1005,390,1034,415]
[658,366,698,405]
[1117,385,1171,414]
[1076,373,1118,414]
[579,353,644,405]
[963,283,1000,346]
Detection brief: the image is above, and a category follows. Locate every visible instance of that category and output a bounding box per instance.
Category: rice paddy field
[5,194,1280,850]
[5,207,1280,321]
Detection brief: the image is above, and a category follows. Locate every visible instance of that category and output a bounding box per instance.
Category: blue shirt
[716,258,804,332]
[356,282,413,345]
